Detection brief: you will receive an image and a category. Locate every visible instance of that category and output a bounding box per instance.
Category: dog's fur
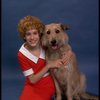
[41,23,99,100]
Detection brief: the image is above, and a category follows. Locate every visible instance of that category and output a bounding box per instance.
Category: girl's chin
[26,41,39,47]
[30,44,37,47]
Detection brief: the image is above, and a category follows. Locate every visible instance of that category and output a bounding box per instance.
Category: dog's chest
[46,52,61,60]
[51,63,72,84]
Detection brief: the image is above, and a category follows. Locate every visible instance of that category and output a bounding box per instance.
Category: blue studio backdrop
[2,0,99,100]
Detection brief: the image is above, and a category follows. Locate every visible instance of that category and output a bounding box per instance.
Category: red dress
[18,44,56,100]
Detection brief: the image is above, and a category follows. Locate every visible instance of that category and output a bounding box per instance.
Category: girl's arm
[28,60,63,84]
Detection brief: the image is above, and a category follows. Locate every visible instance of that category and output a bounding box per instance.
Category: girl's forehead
[26,28,38,33]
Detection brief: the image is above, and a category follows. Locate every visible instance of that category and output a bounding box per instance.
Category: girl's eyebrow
[26,32,31,34]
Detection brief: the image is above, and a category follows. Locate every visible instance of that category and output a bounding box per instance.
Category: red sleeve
[17,52,34,76]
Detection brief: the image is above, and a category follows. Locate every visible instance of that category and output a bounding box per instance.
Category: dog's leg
[54,80,62,100]
[52,75,62,100]
[74,94,80,100]
[65,89,73,100]
[65,79,73,100]
[67,96,73,100]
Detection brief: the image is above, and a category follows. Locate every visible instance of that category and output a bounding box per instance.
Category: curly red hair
[17,16,45,41]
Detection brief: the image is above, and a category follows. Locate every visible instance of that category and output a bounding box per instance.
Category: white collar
[19,43,45,63]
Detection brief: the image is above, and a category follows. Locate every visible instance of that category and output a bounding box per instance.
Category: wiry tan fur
[41,23,99,100]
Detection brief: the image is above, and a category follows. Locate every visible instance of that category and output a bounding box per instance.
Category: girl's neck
[24,43,41,58]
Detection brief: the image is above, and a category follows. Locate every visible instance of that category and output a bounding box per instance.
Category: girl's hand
[61,50,73,65]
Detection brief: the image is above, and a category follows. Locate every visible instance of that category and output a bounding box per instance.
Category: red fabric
[18,52,56,100]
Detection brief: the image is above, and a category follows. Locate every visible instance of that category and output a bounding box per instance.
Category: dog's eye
[46,31,50,34]
[55,30,60,34]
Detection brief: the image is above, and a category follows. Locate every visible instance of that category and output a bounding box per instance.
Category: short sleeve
[18,52,34,76]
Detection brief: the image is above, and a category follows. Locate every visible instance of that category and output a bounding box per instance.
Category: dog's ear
[60,24,70,31]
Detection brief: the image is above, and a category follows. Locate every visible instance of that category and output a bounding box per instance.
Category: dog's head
[41,23,70,50]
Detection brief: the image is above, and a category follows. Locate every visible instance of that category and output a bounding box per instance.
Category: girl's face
[24,28,40,48]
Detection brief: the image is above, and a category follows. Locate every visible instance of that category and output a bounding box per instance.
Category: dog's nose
[51,39,56,44]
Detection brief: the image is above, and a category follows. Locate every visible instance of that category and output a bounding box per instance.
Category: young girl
[17,16,71,100]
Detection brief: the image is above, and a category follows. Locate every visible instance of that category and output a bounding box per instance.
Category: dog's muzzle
[51,39,56,45]
[50,39,58,50]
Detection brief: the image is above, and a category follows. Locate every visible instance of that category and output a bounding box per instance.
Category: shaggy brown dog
[41,23,99,100]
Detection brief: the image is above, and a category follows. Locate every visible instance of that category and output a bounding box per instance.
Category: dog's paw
[55,96,62,100]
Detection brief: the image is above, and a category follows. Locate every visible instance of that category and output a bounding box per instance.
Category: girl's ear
[23,37,26,41]
[60,24,70,31]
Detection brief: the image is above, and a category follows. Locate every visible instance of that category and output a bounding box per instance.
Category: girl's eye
[26,32,31,36]
[33,32,38,35]
[55,30,60,33]
[46,31,50,34]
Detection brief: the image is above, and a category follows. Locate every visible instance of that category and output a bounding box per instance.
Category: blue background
[1,0,99,100]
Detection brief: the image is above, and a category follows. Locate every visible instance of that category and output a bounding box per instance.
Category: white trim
[19,43,45,63]
[40,48,45,59]
[43,72,50,77]
[23,68,34,76]
[23,69,49,77]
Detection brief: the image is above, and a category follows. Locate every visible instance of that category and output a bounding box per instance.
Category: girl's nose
[30,34,34,39]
